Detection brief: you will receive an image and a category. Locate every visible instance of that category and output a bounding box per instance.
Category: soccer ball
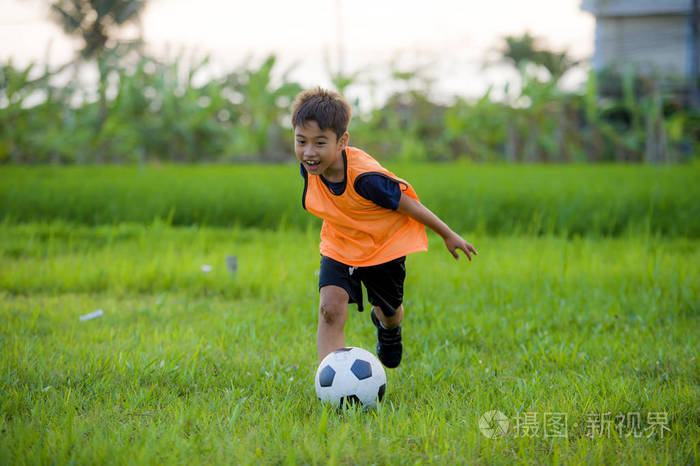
[315,347,387,409]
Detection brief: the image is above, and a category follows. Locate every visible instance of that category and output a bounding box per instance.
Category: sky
[0,0,596,104]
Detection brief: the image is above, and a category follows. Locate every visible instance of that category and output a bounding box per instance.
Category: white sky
[0,0,595,103]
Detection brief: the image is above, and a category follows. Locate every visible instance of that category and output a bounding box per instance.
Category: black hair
[291,87,352,140]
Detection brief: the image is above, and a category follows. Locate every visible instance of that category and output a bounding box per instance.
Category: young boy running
[292,88,478,368]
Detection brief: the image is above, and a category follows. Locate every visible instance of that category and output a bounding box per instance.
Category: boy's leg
[317,285,350,363]
[361,257,407,368]
[317,256,363,363]
[369,305,404,368]
[373,304,404,329]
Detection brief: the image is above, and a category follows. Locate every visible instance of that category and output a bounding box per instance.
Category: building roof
[581,0,692,17]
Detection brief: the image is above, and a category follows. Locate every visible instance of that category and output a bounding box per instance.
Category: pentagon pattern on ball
[378,383,386,402]
[318,365,335,387]
[350,359,372,380]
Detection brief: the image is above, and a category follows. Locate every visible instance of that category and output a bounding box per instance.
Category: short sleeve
[354,174,402,210]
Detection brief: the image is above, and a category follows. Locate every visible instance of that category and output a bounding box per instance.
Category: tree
[496,32,583,162]
[499,32,580,82]
[49,0,146,161]
[500,32,540,72]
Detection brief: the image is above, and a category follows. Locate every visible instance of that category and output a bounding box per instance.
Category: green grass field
[1,164,699,464]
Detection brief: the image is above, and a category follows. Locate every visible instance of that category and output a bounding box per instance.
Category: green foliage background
[1,53,697,164]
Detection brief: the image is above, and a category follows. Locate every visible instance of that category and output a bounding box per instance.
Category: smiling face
[294,120,349,181]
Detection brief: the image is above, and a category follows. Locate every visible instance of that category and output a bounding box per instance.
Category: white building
[581,0,698,79]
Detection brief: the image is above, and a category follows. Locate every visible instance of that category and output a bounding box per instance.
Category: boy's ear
[338,132,349,149]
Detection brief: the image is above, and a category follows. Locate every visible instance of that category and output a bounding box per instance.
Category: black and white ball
[315,347,387,409]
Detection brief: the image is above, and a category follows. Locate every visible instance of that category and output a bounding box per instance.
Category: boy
[292,88,477,368]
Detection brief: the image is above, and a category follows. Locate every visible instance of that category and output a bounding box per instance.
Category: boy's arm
[397,193,478,261]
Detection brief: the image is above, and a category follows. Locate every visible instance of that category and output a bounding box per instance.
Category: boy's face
[294,120,348,177]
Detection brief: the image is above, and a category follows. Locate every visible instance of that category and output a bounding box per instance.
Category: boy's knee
[373,304,404,327]
[319,285,349,326]
[319,301,346,325]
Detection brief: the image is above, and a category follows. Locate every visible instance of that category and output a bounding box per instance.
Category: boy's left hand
[444,232,478,261]
[395,193,478,261]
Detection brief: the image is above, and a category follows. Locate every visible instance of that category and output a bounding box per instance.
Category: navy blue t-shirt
[299,164,402,210]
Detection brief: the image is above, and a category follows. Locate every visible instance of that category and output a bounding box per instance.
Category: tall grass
[1,164,698,237]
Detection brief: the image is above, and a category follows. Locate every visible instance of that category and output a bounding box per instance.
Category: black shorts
[318,255,406,317]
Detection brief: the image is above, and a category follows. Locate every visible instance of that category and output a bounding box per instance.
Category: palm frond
[113,0,146,25]
[49,2,82,34]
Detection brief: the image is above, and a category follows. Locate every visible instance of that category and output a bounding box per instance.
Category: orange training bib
[303,146,428,267]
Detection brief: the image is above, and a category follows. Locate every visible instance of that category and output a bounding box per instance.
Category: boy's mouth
[304,160,321,171]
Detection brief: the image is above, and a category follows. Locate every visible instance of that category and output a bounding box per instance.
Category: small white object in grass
[79,309,103,321]
[42,386,52,392]
[201,264,212,273]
